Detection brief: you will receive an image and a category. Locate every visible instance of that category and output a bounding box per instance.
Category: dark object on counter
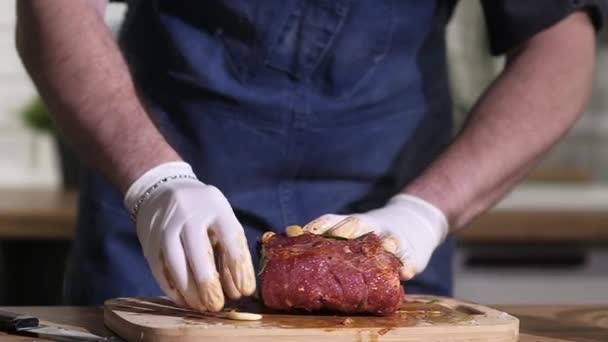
[0,310,38,332]
[0,309,124,342]
[260,232,404,316]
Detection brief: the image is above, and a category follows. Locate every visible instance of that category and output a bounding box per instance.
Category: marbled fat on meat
[261,233,404,316]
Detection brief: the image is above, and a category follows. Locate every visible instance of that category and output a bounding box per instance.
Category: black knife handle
[0,310,39,332]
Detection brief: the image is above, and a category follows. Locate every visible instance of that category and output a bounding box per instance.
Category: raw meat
[260,232,404,316]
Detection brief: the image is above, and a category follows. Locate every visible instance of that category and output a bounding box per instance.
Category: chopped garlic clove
[261,231,276,242]
[285,225,303,237]
[226,310,263,321]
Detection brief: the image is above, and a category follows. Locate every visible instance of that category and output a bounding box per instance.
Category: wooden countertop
[0,189,76,240]
[460,184,608,242]
[0,305,606,341]
[1,186,608,242]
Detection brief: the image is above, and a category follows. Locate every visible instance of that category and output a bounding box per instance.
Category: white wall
[0,1,125,189]
[0,0,55,188]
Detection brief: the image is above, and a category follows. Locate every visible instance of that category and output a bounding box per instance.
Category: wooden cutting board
[104,295,519,342]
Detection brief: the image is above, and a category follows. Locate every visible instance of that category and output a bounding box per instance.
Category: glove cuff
[124,161,198,221]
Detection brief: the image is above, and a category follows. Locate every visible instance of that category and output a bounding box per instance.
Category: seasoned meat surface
[260,233,404,316]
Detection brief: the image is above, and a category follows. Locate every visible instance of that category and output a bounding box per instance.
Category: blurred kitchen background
[0,1,606,306]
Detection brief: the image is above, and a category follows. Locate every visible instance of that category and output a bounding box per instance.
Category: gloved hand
[124,162,255,312]
[303,194,449,280]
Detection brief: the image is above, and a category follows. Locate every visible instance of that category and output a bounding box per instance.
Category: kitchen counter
[0,190,76,240]
[460,184,608,242]
[1,184,608,241]
[0,305,606,341]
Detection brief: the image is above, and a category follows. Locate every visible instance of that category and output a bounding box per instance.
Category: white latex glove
[303,194,448,280]
[124,162,255,312]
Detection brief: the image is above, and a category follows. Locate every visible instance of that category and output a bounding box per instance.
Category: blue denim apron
[64,0,456,305]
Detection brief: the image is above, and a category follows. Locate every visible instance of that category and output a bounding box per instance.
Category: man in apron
[16,1,604,310]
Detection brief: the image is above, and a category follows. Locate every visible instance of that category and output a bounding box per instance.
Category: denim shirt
[65,0,457,305]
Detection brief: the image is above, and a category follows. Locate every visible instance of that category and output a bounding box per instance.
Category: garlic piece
[226,310,263,321]
[286,225,303,237]
[261,231,276,242]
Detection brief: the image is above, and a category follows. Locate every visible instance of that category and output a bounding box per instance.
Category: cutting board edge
[105,312,518,342]
[104,295,519,342]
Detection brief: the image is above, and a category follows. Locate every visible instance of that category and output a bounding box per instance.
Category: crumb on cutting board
[341,318,354,326]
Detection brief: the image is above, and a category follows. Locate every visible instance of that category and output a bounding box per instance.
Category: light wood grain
[104,296,519,342]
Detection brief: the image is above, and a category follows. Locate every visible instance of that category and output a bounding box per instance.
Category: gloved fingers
[212,209,256,297]
[181,220,225,312]
[140,216,188,308]
[159,251,187,307]
[379,232,421,280]
[380,235,399,255]
[379,235,415,280]
[217,250,242,300]
[327,215,376,239]
[149,261,188,308]
[143,234,189,308]
[302,214,348,235]
[162,228,207,312]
